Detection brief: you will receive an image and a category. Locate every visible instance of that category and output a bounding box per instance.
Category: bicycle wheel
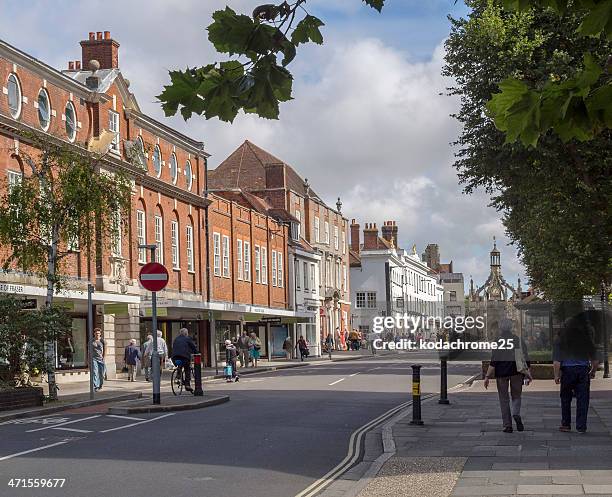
[171,367,183,396]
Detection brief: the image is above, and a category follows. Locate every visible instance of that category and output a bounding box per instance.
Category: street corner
[106,394,230,415]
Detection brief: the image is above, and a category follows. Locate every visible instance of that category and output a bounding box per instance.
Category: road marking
[26,415,101,433]
[349,372,360,377]
[0,441,69,462]
[51,427,92,433]
[328,378,345,386]
[99,413,175,433]
[366,367,381,372]
[0,416,69,426]
[106,414,145,421]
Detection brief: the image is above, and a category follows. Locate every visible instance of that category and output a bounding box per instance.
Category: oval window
[153,145,162,177]
[7,74,22,119]
[65,102,77,142]
[38,89,51,131]
[170,153,178,184]
[185,160,193,191]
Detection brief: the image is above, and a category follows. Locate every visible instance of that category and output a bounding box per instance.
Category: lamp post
[602,281,609,379]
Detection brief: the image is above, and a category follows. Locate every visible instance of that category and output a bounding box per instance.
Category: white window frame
[367,292,377,309]
[7,73,22,119]
[310,263,315,292]
[334,225,339,250]
[295,210,301,239]
[244,241,251,281]
[137,210,146,264]
[65,101,77,142]
[314,216,320,243]
[271,250,277,287]
[261,246,268,285]
[342,231,346,254]
[186,225,194,272]
[255,245,261,283]
[324,221,329,244]
[277,252,283,288]
[295,260,300,290]
[356,292,366,308]
[222,235,230,277]
[108,110,120,153]
[185,160,193,191]
[213,232,221,276]
[7,170,22,191]
[169,153,178,185]
[37,88,51,131]
[343,264,347,290]
[154,215,164,264]
[153,145,162,178]
[303,261,308,290]
[171,220,179,269]
[237,239,243,280]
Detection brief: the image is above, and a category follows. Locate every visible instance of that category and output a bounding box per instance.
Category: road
[0,355,478,497]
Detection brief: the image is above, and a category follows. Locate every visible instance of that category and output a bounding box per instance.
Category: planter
[0,387,44,412]
[481,360,554,380]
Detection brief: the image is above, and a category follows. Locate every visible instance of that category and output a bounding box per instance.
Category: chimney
[80,30,120,70]
[363,223,378,250]
[68,61,75,70]
[350,219,360,253]
[75,60,81,70]
[381,220,399,248]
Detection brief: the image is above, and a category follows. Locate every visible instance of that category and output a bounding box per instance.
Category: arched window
[65,101,77,142]
[7,74,22,119]
[37,89,51,131]
[154,207,164,264]
[186,218,194,272]
[153,145,162,177]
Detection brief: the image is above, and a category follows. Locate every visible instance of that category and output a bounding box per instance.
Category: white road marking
[99,413,175,433]
[328,378,346,386]
[0,441,69,462]
[51,427,92,433]
[26,415,101,433]
[349,372,360,377]
[106,414,145,421]
[366,367,381,372]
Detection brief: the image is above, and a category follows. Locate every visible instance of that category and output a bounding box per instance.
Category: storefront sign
[259,317,281,324]
[0,283,24,293]
[145,307,168,317]
[103,303,129,315]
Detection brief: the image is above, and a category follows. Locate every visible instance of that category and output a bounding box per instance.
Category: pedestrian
[225,339,239,382]
[156,330,168,372]
[554,311,600,433]
[237,331,250,369]
[297,335,309,361]
[142,334,153,381]
[325,332,334,358]
[339,329,346,351]
[283,336,292,360]
[123,339,141,382]
[248,332,262,368]
[171,328,198,392]
[91,328,106,391]
[483,318,532,433]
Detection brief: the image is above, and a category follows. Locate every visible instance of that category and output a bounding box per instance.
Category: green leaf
[280,39,297,66]
[363,0,385,12]
[291,15,325,45]
[577,0,612,37]
[208,7,258,56]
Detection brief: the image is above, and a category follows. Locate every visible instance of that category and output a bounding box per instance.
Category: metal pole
[410,364,424,425]
[439,357,449,404]
[193,353,203,396]
[211,313,218,375]
[148,246,161,405]
[87,283,95,400]
[602,282,609,378]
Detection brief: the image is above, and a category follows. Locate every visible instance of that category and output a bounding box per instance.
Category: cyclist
[171,328,198,392]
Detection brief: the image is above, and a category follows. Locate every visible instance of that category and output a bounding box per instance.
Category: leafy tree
[0,294,71,388]
[444,0,611,300]
[0,133,132,398]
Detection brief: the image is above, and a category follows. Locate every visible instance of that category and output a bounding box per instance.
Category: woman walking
[248,332,262,368]
[297,336,309,361]
[484,318,532,433]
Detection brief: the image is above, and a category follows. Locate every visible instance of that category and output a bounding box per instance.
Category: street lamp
[601,281,609,379]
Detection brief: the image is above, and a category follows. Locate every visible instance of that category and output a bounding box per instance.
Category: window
[213,232,221,276]
[244,241,251,281]
[255,246,261,283]
[342,231,346,255]
[111,209,122,256]
[109,110,120,153]
[343,264,347,290]
[169,153,178,184]
[277,252,283,287]
[153,145,162,177]
[185,160,193,191]
[295,260,300,289]
[7,74,21,118]
[449,291,457,302]
[356,292,366,308]
[310,263,315,291]
[186,225,194,272]
[325,258,331,287]
[336,261,340,287]
[291,222,299,241]
[154,215,163,263]
[261,247,268,284]
[237,239,243,280]
[314,216,320,243]
[37,89,51,131]
[334,225,339,250]
[171,220,179,269]
[272,250,277,287]
[137,210,146,263]
[303,261,308,290]
[367,292,377,309]
[324,221,330,244]
[222,235,230,277]
[295,210,301,238]
[65,102,77,142]
[7,170,22,191]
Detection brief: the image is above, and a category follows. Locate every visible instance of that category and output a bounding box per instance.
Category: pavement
[353,375,612,497]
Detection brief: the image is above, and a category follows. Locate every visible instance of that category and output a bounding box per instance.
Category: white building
[349,221,444,339]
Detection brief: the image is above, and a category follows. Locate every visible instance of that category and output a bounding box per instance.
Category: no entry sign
[138,262,169,292]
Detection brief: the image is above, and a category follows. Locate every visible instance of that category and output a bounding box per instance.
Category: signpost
[138,250,169,405]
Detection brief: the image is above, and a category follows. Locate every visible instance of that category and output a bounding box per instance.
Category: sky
[0,0,527,291]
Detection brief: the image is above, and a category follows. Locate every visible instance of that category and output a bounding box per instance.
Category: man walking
[554,312,600,433]
[142,334,153,381]
[171,328,198,392]
[237,331,250,368]
[91,328,106,391]
[123,339,141,382]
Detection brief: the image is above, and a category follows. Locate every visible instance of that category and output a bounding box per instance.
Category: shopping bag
[224,365,233,377]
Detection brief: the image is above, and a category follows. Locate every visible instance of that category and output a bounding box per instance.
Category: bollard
[410,364,424,425]
[439,357,450,404]
[193,353,203,396]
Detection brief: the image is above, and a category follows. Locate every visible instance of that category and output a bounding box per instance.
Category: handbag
[514,340,529,374]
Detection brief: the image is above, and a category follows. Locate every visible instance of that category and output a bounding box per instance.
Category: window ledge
[188,270,196,274]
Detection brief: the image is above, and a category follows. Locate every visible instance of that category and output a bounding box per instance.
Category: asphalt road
[0,355,478,497]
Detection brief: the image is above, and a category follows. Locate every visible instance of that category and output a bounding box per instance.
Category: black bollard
[193,353,203,396]
[439,357,450,404]
[410,364,424,425]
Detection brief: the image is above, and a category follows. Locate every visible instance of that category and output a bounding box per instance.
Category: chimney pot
[75,60,81,70]
[104,31,111,40]
[96,31,103,40]
[68,61,75,70]
[89,32,95,40]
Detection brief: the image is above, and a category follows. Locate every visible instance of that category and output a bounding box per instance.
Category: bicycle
[171,358,194,396]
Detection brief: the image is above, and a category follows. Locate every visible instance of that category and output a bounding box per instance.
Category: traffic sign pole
[151,287,160,404]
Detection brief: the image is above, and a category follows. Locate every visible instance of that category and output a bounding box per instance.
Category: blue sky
[0,0,526,290]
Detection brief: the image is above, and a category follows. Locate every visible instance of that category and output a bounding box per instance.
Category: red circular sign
[138,262,169,292]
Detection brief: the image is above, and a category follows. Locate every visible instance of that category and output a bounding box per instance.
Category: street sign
[138,262,169,292]
[259,317,281,324]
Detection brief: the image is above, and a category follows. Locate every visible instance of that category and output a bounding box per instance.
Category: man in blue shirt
[553,313,600,433]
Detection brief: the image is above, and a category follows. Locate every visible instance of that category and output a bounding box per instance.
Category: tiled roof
[349,249,361,267]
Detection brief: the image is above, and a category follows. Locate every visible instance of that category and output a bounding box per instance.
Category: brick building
[0,32,298,381]
[209,140,351,351]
